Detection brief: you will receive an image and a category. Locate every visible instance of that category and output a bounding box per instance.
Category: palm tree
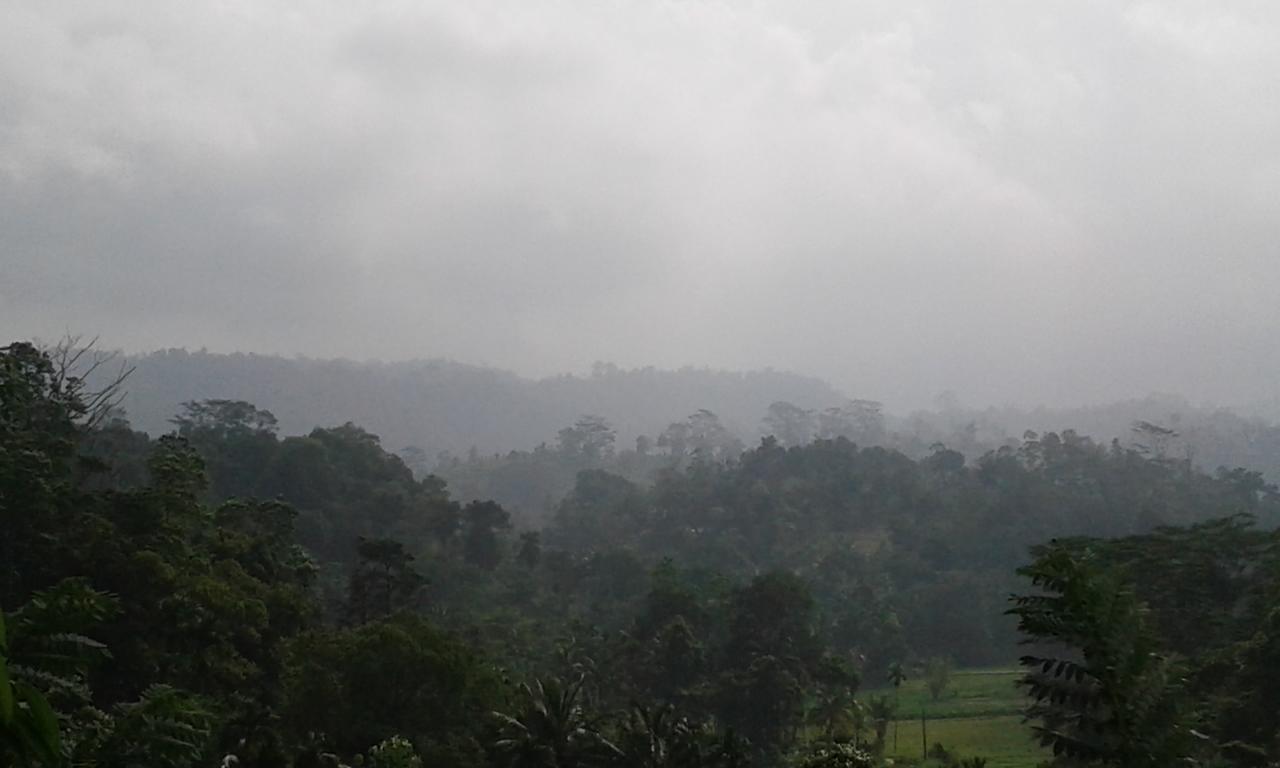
[886,662,907,751]
[706,729,750,768]
[491,677,618,768]
[810,691,850,741]
[845,699,869,749]
[867,696,896,755]
[614,703,702,768]
[886,662,907,692]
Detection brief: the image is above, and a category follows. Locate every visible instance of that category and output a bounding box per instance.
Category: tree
[283,615,498,763]
[924,657,951,701]
[172,399,278,437]
[816,401,884,445]
[613,703,712,768]
[171,399,279,499]
[490,677,616,768]
[557,416,616,463]
[886,662,906,751]
[715,654,803,758]
[866,696,895,753]
[0,609,62,767]
[517,532,542,569]
[0,580,218,768]
[724,571,818,665]
[83,685,217,768]
[810,655,860,740]
[461,500,511,571]
[886,662,907,692]
[642,617,706,708]
[659,410,742,463]
[762,402,814,447]
[348,538,426,624]
[717,572,820,753]
[1007,546,1192,766]
[1,341,92,604]
[1130,420,1179,460]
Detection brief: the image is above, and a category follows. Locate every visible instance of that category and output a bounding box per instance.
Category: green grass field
[862,668,1048,768]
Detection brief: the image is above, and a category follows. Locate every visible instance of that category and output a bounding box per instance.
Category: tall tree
[490,677,617,768]
[1008,546,1192,766]
[557,416,617,463]
[348,538,426,624]
[763,402,815,447]
[461,501,511,571]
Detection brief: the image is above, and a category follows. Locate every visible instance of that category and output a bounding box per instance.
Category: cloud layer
[3,1,1279,409]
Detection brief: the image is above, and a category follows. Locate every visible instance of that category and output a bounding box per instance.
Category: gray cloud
[3,1,1279,410]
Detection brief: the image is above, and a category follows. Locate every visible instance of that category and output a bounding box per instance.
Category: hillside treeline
[97,349,1280,509]
[95,350,844,458]
[5,339,1280,768]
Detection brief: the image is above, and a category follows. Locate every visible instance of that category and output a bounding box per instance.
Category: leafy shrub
[368,735,421,768]
[791,741,877,768]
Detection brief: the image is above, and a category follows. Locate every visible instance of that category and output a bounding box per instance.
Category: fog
[3,1,1279,411]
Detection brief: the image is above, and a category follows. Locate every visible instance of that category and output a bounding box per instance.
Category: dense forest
[94,350,844,459]
[4,339,1280,768]
[97,350,1280,492]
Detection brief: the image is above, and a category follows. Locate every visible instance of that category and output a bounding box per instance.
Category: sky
[3,1,1279,411]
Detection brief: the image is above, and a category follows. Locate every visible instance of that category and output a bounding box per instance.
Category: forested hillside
[98,351,1280,497]
[98,350,846,458]
[8,340,1280,767]
[892,394,1280,484]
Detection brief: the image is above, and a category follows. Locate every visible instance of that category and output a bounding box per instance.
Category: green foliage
[1044,517,1280,764]
[861,668,1024,720]
[866,696,895,752]
[81,685,217,768]
[490,677,617,768]
[347,538,425,624]
[886,662,907,690]
[5,579,116,710]
[788,741,876,768]
[517,532,543,569]
[613,702,724,767]
[925,657,952,701]
[809,656,860,741]
[462,500,512,571]
[1,342,87,605]
[15,338,1280,768]
[557,416,617,464]
[1008,546,1191,766]
[881,714,1043,768]
[0,609,62,768]
[282,614,499,761]
[715,572,821,753]
[368,735,422,768]
[927,741,993,768]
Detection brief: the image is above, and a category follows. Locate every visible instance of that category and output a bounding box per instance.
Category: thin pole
[921,708,927,760]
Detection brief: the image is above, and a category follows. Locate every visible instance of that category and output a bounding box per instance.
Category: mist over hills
[102,348,1280,486]
[110,349,848,458]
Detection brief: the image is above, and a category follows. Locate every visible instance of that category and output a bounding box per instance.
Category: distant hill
[891,394,1280,484]
[94,348,1280,485]
[107,350,849,456]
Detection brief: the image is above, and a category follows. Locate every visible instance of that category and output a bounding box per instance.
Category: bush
[791,741,877,768]
[368,736,420,768]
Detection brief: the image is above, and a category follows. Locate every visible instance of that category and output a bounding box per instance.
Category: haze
[3,1,1279,411]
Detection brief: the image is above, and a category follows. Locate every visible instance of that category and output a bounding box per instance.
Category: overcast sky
[3,1,1279,411]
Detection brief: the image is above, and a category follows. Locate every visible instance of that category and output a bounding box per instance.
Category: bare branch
[43,335,135,430]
